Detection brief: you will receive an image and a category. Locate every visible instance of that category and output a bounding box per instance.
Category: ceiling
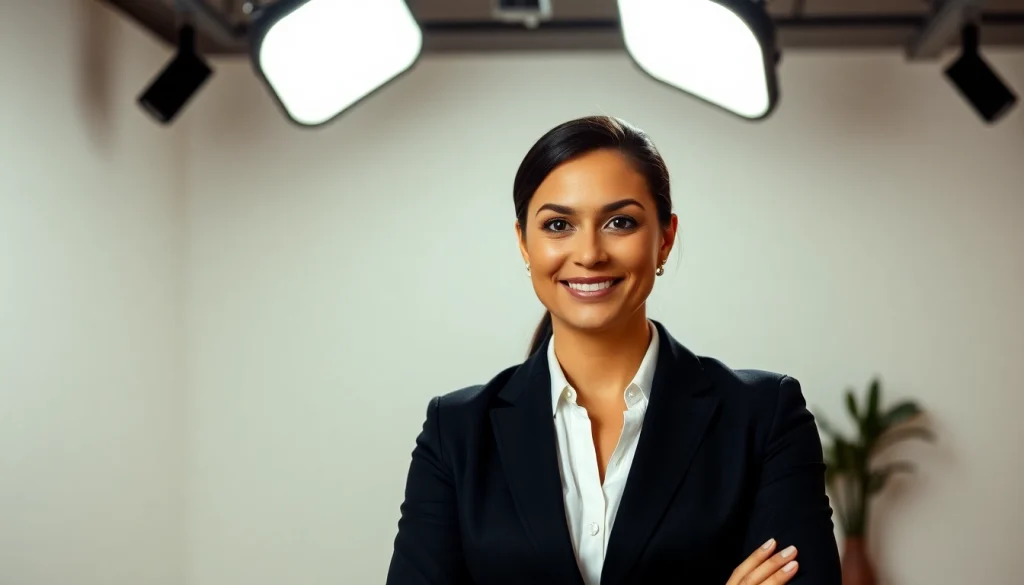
[104,0,1024,56]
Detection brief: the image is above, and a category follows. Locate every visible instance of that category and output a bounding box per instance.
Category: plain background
[2,1,1023,584]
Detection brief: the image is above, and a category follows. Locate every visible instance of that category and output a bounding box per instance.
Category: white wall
[0,2,185,585]
[183,51,1024,585]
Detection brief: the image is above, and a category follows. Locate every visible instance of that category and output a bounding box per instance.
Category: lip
[562,276,623,284]
[560,276,624,300]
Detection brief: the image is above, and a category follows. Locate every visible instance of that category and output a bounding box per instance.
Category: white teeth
[567,280,616,292]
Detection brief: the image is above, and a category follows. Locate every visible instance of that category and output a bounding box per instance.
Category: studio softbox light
[249,0,423,127]
[617,0,780,120]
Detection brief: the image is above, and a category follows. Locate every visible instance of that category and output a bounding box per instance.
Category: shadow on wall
[781,54,927,138]
[197,55,470,156]
[75,0,119,152]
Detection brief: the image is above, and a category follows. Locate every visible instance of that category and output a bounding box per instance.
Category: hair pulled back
[513,116,673,356]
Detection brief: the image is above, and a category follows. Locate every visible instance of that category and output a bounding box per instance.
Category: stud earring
[525,263,531,275]
[656,264,665,277]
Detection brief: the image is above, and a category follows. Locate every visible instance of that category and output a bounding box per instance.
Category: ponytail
[526,311,553,357]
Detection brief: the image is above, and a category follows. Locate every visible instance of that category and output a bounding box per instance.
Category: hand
[726,539,799,585]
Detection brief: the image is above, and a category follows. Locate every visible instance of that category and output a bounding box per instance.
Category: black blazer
[387,321,841,585]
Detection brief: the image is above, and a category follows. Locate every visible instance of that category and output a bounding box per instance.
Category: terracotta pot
[841,537,877,585]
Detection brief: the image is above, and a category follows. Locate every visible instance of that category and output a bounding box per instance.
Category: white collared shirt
[548,323,660,585]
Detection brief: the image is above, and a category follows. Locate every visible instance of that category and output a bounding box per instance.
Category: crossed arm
[736,375,842,585]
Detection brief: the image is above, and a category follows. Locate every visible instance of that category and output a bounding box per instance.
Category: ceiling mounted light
[943,23,1017,124]
[617,0,780,120]
[138,24,213,124]
[249,0,423,127]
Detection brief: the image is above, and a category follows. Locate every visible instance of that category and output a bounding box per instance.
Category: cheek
[528,239,569,273]
[610,236,659,271]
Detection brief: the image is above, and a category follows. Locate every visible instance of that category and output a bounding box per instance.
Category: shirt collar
[548,321,660,412]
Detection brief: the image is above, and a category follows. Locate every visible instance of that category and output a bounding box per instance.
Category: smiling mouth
[560,278,625,299]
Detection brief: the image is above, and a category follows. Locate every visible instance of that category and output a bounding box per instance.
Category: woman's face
[517,148,677,334]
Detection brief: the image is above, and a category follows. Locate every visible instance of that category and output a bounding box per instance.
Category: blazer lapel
[490,346,584,585]
[601,321,721,585]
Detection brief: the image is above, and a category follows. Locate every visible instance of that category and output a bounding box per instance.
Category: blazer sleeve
[742,375,842,584]
[386,396,471,585]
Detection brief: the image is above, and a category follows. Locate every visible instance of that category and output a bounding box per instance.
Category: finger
[762,560,799,585]
[726,539,777,585]
[742,546,799,585]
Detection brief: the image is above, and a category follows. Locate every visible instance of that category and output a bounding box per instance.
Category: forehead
[530,149,653,212]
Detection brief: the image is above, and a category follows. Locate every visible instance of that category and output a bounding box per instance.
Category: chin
[553,307,626,332]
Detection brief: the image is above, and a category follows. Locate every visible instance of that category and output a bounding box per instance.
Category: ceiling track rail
[417,12,1024,33]
[102,0,1024,55]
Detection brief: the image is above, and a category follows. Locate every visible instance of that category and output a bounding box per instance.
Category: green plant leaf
[832,439,850,473]
[845,389,860,427]
[881,401,923,429]
[864,377,882,438]
[823,377,935,539]
[832,438,864,478]
[867,461,915,494]
[873,426,935,455]
[867,377,881,421]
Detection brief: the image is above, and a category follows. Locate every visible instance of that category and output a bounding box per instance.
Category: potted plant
[815,376,934,585]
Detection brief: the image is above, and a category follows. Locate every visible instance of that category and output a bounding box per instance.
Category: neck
[551,312,652,403]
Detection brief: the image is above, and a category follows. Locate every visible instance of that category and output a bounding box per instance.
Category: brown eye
[607,216,637,230]
[544,219,570,232]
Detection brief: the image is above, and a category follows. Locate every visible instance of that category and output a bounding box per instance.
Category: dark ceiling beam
[101,0,1024,56]
[103,0,246,53]
[421,13,1024,52]
[906,0,988,60]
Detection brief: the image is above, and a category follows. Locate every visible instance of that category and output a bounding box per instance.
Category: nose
[573,227,609,269]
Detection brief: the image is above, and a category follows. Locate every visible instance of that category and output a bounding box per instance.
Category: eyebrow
[535,198,646,216]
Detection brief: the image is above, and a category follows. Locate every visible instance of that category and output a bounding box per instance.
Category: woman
[386,116,841,585]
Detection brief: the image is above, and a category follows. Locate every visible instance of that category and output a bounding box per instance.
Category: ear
[659,214,679,263]
[515,220,530,266]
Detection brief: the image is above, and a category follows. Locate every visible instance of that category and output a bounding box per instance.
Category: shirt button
[589,522,600,536]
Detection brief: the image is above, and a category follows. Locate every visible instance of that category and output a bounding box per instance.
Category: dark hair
[514,115,674,357]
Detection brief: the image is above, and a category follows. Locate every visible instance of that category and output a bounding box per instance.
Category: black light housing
[137,24,213,124]
[944,24,1018,124]
[247,0,423,128]
[617,0,781,120]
